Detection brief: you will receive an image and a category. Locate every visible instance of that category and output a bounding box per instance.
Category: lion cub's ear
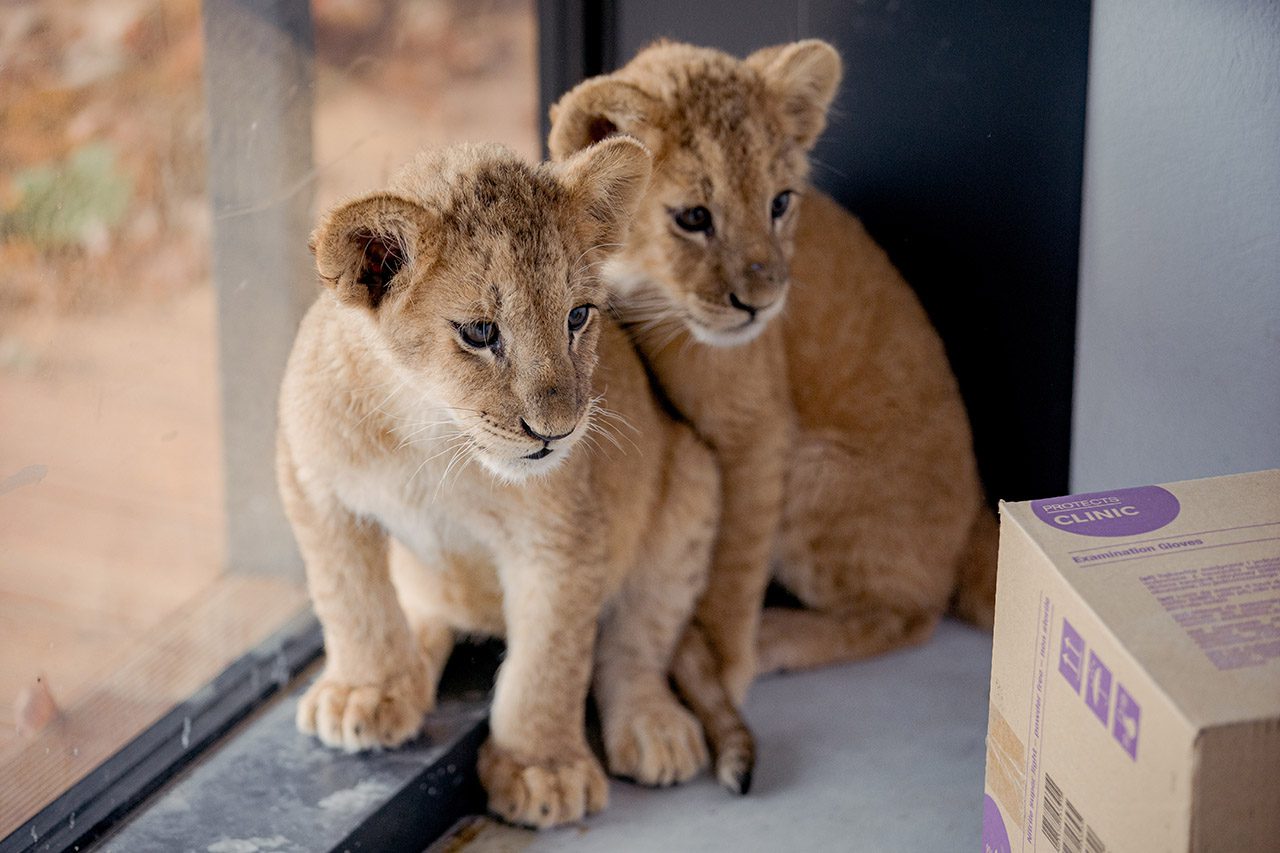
[310,192,434,310]
[548,76,662,160]
[747,39,843,148]
[556,136,654,249]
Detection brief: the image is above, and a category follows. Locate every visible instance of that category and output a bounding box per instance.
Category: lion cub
[550,41,997,706]
[277,139,723,828]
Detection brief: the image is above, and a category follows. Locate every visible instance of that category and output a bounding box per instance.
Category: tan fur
[277,139,730,828]
[549,41,997,702]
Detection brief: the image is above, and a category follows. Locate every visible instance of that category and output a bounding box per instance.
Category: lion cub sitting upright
[277,138,722,828]
[550,41,996,708]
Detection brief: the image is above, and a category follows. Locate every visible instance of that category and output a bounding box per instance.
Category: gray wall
[1072,0,1280,491]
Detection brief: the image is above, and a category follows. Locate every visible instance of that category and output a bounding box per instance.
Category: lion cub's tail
[950,505,999,630]
[670,623,755,795]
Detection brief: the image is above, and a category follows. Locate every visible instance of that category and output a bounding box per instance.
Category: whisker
[355,376,411,426]
[657,324,690,352]
[589,421,625,454]
[579,432,607,460]
[447,443,474,492]
[594,409,641,437]
[405,434,470,483]
[571,241,625,271]
[396,417,458,435]
[397,432,468,450]
[433,440,474,503]
[588,397,641,455]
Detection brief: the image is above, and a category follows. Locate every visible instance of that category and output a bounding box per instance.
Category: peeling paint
[317,778,396,814]
[206,835,289,853]
[1,464,48,496]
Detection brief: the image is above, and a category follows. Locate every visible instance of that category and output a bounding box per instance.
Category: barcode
[1038,772,1107,853]
[1041,773,1064,850]
[1063,799,1084,853]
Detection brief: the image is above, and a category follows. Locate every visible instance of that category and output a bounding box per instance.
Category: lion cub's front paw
[296,668,433,752]
[605,695,709,787]
[478,739,608,829]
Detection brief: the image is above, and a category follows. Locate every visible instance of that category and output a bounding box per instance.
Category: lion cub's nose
[520,418,574,443]
[729,290,781,320]
[738,260,784,311]
[728,292,762,318]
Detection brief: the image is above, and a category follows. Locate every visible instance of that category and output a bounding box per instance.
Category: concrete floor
[448,619,993,853]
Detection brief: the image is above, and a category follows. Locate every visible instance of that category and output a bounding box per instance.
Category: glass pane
[0,0,537,838]
[312,0,539,207]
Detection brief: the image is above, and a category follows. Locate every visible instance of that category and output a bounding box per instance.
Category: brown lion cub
[549,41,997,706]
[276,139,725,828]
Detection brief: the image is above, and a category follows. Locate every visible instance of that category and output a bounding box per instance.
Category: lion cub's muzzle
[729,262,788,321]
[519,417,579,460]
[688,275,790,346]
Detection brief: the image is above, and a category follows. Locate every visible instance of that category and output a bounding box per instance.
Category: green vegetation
[2,144,132,250]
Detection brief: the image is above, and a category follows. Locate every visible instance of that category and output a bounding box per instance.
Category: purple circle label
[1032,485,1180,538]
[982,795,1012,853]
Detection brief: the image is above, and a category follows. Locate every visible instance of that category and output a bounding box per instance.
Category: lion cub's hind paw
[606,699,709,788]
[478,741,609,829]
[296,674,430,752]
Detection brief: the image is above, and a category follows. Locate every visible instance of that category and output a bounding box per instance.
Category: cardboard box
[982,469,1280,853]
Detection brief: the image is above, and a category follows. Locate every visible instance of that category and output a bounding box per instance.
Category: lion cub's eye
[567,304,592,333]
[673,205,714,234]
[457,320,499,350]
[771,190,794,220]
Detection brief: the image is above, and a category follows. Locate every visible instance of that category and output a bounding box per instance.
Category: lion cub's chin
[685,311,775,348]
[475,447,571,484]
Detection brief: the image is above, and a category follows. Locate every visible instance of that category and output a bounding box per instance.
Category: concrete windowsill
[100,622,991,852]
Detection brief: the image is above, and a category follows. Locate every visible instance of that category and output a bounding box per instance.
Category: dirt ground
[0,0,537,835]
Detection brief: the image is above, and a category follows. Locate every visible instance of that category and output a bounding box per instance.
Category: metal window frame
[204,0,314,580]
[537,0,617,149]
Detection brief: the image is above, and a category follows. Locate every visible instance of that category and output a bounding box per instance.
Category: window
[0,0,536,841]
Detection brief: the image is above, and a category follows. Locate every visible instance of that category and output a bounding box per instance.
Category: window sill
[92,639,499,853]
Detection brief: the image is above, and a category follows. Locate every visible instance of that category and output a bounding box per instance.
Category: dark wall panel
[545,0,1091,502]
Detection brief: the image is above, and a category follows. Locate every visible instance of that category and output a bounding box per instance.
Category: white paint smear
[317,778,396,814]
[206,835,289,853]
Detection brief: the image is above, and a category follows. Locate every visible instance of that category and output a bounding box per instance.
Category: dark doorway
[539,0,1092,502]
